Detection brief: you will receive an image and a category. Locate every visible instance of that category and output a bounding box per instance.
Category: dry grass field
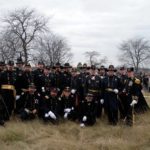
[0,92,150,150]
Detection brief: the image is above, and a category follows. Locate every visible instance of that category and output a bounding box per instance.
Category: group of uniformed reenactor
[0,58,149,127]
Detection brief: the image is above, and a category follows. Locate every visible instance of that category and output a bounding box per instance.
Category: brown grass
[0,94,150,150]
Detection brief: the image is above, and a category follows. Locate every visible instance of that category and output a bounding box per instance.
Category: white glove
[114,89,119,94]
[91,76,95,80]
[16,95,20,100]
[64,113,68,119]
[57,88,60,92]
[64,108,71,113]
[48,111,56,120]
[45,113,49,118]
[42,87,45,92]
[71,89,76,94]
[130,100,138,107]
[24,108,30,114]
[100,99,104,104]
[80,123,85,128]
[82,116,87,122]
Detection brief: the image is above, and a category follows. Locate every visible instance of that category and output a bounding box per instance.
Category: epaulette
[134,78,141,84]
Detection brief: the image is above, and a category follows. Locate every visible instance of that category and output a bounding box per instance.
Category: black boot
[0,120,5,126]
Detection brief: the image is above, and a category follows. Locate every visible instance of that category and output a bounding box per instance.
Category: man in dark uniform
[0,95,6,126]
[19,83,40,120]
[61,63,72,90]
[40,87,60,123]
[98,65,106,79]
[76,63,89,104]
[118,67,128,120]
[59,87,77,121]
[15,63,33,114]
[123,67,149,126]
[84,65,103,118]
[0,61,16,120]
[79,93,97,127]
[49,62,63,95]
[0,61,6,73]
[33,61,45,93]
[102,65,121,125]
[15,57,24,101]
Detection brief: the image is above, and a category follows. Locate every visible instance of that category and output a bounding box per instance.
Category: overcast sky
[0,0,150,66]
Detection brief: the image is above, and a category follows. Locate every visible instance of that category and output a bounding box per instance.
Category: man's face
[120,69,126,75]
[91,69,96,75]
[0,66,5,71]
[64,90,71,97]
[127,71,134,78]
[24,66,31,72]
[38,64,44,70]
[16,63,23,69]
[50,91,57,97]
[86,96,93,102]
[100,69,105,75]
[7,65,14,71]
[44,69,49,75]
[64,67,70,72]
[108,70,114,76]
[71,71,77,77]
[29,87,36,94]
[56,67,60,72]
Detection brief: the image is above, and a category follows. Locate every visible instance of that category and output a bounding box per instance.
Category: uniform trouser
[92,94,102,118]
[82,115,96,126]
[125,96,133,126]
[20,110,36,120]
[67,110,78,121]
[1,90,15,120]
[119,94,128,119]
[0,98,4,121]
[105,93,118,125]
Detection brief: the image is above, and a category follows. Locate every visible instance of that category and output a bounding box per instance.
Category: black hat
[107,65,116,72]
[64,63,72,68]
[0,61,5,66]
[82,63,87,68]
[25,63,31,67]
[77,62,82,69]
[55,62,61,67]
[127,67,134,72]
[120,66,125,70]
[91,65,96,70]
[44,66,50,70]
[16,57,24,64]
[7,60,14,66]
[99,65,105,70]
[38,61,45,65]
[54,62,63,69]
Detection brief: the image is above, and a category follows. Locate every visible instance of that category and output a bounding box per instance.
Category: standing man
[102,65,121,125]
[0,61,16,120]
[33,61,45,94]
[84,65,103,118]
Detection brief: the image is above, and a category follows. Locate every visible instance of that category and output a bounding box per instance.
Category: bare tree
[34,32,73,66]
[84,50,107,66]
[0,30,21,62]
[118,38,150,72]
[2,7,49,64]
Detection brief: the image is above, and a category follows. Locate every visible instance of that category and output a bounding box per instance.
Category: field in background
[0,92,150,150]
